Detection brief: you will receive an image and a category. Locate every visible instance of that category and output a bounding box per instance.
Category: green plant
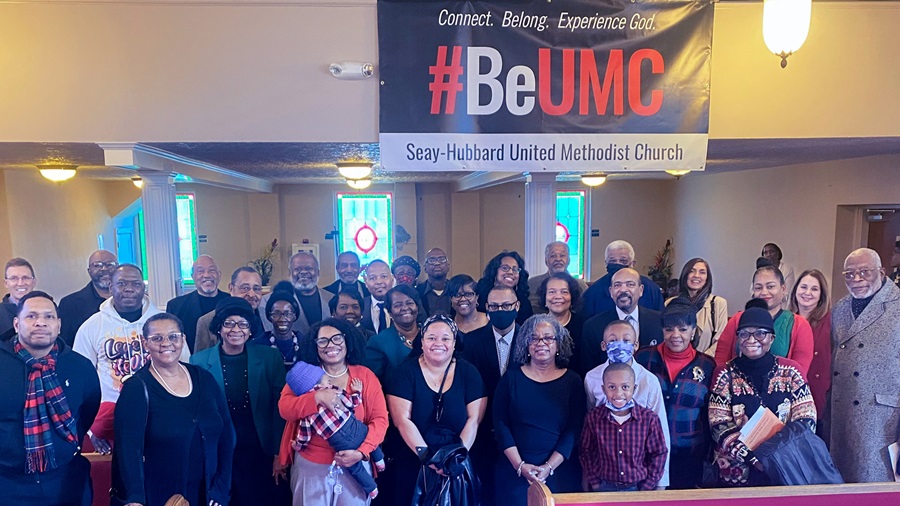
[249,238,280,286]
[647,239,674,287]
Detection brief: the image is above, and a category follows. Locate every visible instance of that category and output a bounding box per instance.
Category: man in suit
[322,251,369,299]
[462,285,520,503]
[165,255,229,352]
[579,267,663,378]
[582,240,664,318]
[195,267,264,352]
[258,251,330,337]
[360,259,393,334]
[831,248,900,483]
[58,250,117,346]
[527,241,589,315]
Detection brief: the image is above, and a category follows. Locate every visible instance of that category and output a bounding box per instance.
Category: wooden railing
[527,481,900,506]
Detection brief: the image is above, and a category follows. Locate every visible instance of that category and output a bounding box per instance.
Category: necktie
[498,336,509,375]
[376,301,387,332]
[625,314,637,330]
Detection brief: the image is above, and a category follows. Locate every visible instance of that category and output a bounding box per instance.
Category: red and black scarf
[15,339,78,473]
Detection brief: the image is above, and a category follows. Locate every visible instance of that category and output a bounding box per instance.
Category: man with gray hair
[258,251,330,336]
[582,240,664,318]
[528,241,589,315]
[831,247,900,482]
[165,254,229,352]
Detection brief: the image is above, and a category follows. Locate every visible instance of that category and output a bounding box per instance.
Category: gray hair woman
[492,314,586,505]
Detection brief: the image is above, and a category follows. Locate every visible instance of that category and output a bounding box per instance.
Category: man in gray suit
[831,247,900,482]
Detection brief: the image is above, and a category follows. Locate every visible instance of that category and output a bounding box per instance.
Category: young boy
[583,320,671,488]
[580,362,668,491]
[287,361,386,498]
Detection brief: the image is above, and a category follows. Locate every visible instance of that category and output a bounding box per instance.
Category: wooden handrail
[83,452,113,463]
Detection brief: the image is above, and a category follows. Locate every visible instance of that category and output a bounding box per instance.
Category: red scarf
[659,343,696,384]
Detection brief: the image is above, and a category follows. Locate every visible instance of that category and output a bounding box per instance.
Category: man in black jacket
[165,255,229,352]
[58,250,117,346]
[0,291,101,505]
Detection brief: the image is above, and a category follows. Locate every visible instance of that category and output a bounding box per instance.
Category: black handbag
[754,420,844,485]
[412,443,480,506]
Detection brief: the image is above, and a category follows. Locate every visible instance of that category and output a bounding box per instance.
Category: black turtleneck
[734,352,777,395]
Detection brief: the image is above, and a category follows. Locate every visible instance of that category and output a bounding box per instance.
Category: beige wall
[672,154,900,313]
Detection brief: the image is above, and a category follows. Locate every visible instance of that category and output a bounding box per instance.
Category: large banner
[377,0,714,172]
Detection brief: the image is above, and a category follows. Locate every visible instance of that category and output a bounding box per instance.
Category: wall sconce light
[763,0,812,68]
[132,176,144,189]
[329,61,375,80]
[336,162,374,180]
[37,164,77,182]
[665,169,691,179]
[347,178,372,190]
[580,173,607,187]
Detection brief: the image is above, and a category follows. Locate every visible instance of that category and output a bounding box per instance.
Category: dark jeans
[328,416,384,496]
[0,454,92,506]
[594,480,639,492]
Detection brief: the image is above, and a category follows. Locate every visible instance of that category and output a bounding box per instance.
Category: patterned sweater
[708,354,816,486]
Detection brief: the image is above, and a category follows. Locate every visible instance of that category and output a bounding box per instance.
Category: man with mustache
[194,266,266,352]
[578,268,663,378]
[417,247,453,316]
[58,250,118,346]
[165,254,229,352]
[582,240,664,318]
[528,241,589,315]
[323,250,369,299]
[259,251,330,337]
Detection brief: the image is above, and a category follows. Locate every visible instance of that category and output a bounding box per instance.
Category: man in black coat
[165,255,229,353]
[578,267,663,377]
[58,250,117,346]
[322,251,370,299]
[0,291,101,505]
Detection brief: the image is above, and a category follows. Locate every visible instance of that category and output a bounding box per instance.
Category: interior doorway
[866,207,900,277]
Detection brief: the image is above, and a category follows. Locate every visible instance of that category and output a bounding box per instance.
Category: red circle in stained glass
[355,224,378,253]
[556,222,570,243]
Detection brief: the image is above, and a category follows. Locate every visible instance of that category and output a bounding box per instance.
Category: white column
[139,171,180,307]
[524,173,557,275]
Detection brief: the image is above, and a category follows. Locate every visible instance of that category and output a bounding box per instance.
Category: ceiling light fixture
[763,0,811,68]
[580,173,607,187]
[336,162,374,180]
[665,169,691,179]
[347,178,372,190]
[132,176,144,189]
[37,164,78,183]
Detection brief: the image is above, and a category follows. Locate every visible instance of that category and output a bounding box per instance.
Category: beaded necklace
[269,331,300,366]
[221,351,251,411]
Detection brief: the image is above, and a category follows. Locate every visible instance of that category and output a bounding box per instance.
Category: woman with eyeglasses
[112,313,235,506]
[492,314,584,504]
[447,274,489,335]
[789,269,832,422]
[388,314,487,505]
[714,266,814,376]
[278,318,388,506]
[476,251,534,325]
[364,285,423,385]
[191,297,290,505]
[255,281,303,371]
[708,301,816,487]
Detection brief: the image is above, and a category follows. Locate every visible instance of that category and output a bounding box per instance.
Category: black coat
[58,282,107,347]
[576,306,663,377]
[166,290,229,353]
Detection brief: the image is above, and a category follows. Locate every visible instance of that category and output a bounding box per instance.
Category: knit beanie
[286,361,324,394]
[208,296,256,334]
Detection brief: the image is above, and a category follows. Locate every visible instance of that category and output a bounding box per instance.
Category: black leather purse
[412,443,480,506]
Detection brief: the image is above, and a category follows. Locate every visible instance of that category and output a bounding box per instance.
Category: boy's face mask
[606,340,635,363]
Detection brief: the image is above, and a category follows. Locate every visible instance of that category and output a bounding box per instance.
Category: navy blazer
[190,343,286,456]
[577,306,663,378]
[166,290,229,353]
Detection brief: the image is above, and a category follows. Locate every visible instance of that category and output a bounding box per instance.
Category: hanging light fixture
[37,164,78,183]
[763,0,812,68]
[665,169,691,179]
[580,173,607,187]
[132,176,144,188]
[347,178,372,190]
[336,162,373,180]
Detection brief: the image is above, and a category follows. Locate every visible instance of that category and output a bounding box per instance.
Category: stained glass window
[556,190,585,279]
[137,193,198,284]
[336,193,393,266]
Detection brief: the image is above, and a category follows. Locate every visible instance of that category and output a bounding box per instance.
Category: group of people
[0,238,897,506]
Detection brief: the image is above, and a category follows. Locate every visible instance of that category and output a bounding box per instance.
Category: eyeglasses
[842,268,880,281]
[89,261,119,270]
[486,302,517,312]
[115,280,144,289]
[316,333,346,348]
[425,256,448,265]
[530,335,557,345]
[450,291,477,300]
[737,329,773,342]
[6,275,34,283]
[235,284,262,294]
[498,265,521,274]
[146,333,184,344]
[222,320,251,330]
[269,310,296,320]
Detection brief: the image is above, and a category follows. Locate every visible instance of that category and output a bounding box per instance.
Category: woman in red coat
[789,269,832,420]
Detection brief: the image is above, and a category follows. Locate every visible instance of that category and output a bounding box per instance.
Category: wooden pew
[527,481,900,506]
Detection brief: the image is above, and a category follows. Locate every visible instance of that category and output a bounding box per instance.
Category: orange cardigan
[713,310,814,378]
[278,364,389,466]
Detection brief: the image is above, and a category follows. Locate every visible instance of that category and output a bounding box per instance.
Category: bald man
[831,248,900,482]
[58,250,118,346]
[166,254,229,352]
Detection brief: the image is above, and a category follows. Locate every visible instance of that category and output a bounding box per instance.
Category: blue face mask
[604,398,635,413]
[606,340,635,363]
[606,262,627,275]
